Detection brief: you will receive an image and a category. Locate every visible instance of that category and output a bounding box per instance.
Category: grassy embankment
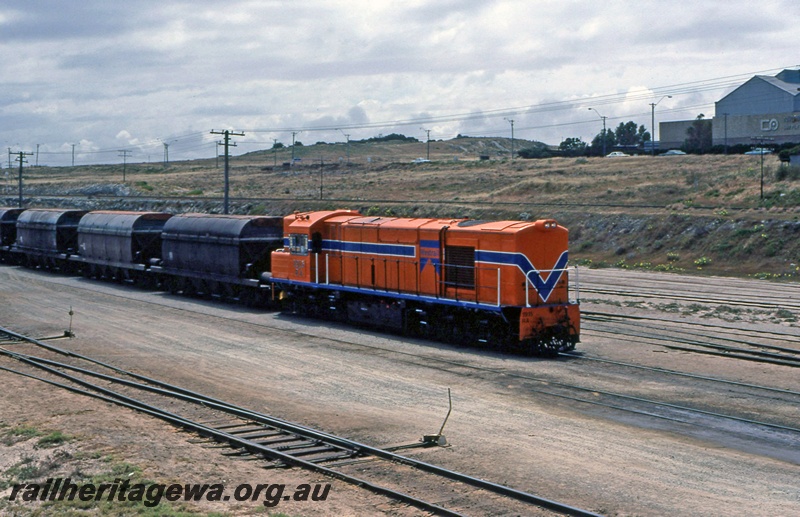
[7,137,799,279]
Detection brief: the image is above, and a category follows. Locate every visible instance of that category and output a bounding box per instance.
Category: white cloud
[0,1,798,165]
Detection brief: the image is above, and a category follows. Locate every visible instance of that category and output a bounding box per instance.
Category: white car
[745,148,772,155]
[661,149,687,156]
[413,158,431,163]
[605,151,630,158]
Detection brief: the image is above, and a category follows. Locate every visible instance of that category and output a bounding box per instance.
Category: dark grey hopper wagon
[0,208,24,264]
[0,208,24,247]
[76,211,173,282]
[156,213,283,300]
[13,209,88,269]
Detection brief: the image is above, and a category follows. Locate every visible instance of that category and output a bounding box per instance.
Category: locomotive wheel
[166,277,180,295]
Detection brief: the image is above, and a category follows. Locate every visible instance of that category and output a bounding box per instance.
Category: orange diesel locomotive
[270,210,579,355]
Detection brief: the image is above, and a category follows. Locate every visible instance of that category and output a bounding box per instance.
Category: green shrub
[694,256,711,267]
[775,166,800,181]
[37,431,70,448]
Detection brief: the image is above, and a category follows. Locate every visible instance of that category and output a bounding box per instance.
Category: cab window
[289,234,308,255]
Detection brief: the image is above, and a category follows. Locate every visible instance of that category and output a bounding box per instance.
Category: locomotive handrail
[313,252,577,309]
[497,267,501,307]
[438,263,501,306]
[316,253,503,306]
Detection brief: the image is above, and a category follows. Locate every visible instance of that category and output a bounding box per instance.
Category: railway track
[0,326,600,517]
[4,266,799,462]
[560,351,800,398]
[4,268,797,440]
[580,269,800,311]
[580,286,800,311]
[582,310,800,367]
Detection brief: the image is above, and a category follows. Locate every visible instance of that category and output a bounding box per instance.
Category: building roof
[715,69,800,116]
[756,73,800,96]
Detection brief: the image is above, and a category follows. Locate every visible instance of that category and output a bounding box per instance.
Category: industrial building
[660,68,800,150]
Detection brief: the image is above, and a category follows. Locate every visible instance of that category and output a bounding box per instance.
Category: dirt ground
[1,265,798,516]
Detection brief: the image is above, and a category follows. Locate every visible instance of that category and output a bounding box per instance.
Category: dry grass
[12,141,795,211]
[4,138,799,278]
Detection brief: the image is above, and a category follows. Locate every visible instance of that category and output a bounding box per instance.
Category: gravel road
[1,266,797,516]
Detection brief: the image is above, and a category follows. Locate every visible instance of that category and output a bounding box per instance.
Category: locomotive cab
[271,210,358,284]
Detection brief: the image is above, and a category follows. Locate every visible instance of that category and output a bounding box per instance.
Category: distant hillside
[240,135,548,164]
[4,138,799,279]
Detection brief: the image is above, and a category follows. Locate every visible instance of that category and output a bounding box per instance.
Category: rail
[0,326,603,517]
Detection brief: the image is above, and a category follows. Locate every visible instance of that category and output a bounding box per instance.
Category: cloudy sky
[1,0,798,166]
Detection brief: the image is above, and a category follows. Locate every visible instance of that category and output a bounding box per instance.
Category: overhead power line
[7,65,795,164]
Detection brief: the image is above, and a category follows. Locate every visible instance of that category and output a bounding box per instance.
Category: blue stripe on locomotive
[475,250,569,302]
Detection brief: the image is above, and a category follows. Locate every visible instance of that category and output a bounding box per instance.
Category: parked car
[605,151,630,158]
[661,149,687,156]
[745,148,773,155]
[412,158,431,163]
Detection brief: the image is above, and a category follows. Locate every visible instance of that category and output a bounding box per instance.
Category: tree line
[550,115,713,157]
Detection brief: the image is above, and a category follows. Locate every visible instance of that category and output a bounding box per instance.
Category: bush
[357,133,419,144]
[694,256,711,267]
[517,147,553,159]
[775,165,800,182]
[777,144,800,162]
[37,431,70,448]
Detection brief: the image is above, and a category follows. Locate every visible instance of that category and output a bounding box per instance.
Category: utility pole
[35,144,40,166]
[15,151,33,208]
[723,113,729,154]
[649,95,671,156]
[72,144,76,166]
[419,128,431,160]
[210,129,244,214]
[752,136,774,201]
[273,138,278,167]
[338,130,351,164]
[319,156,324,199]
[504,119,515,161]
[118,150,131,182]
[291,131,300,163]
[588,108,607,156]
